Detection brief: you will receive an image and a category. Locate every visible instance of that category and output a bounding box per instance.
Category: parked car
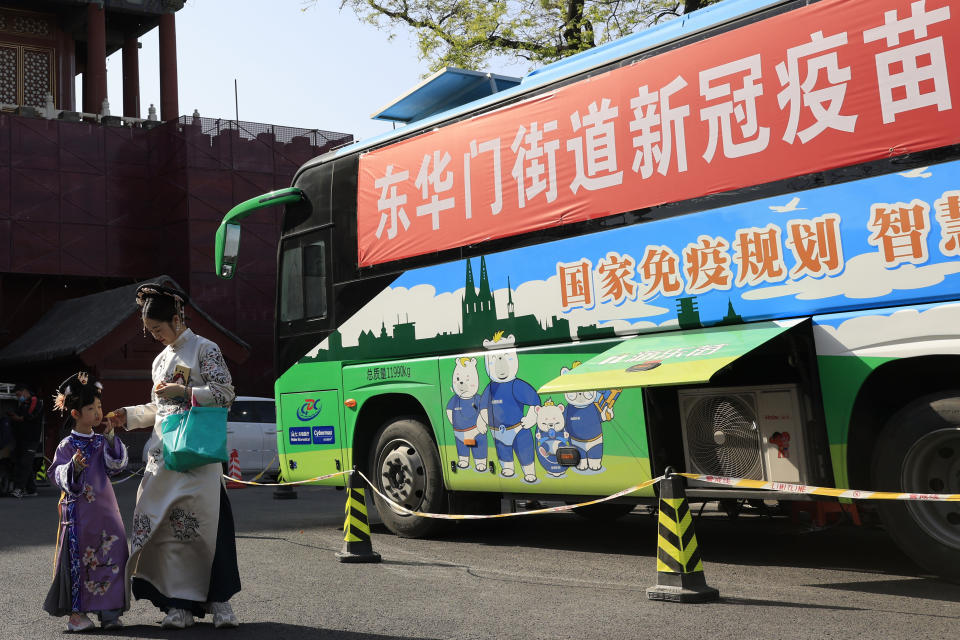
[142,396,279,477]
[226,396,279,476]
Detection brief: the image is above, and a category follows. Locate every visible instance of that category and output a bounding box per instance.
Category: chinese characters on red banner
[357,0,959,267]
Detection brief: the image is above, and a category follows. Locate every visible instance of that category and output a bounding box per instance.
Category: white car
[225,396,280,476]
[142,396,279,477]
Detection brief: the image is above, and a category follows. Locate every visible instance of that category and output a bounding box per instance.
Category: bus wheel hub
[380,441,426,508]
[903,427,960,550]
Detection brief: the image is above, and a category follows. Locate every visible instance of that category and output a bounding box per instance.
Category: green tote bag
[160,406,229,472]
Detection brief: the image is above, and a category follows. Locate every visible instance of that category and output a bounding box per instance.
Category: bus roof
[302,0,786,172]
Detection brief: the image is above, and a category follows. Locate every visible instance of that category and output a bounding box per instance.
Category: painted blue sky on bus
[336,160,960,349]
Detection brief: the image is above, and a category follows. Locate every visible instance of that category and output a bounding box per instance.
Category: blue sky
[93,0,529,143]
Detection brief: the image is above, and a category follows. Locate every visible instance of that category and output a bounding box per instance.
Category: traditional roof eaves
[0,275,250,367]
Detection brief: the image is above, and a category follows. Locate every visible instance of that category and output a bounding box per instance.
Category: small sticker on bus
[289,427,311,445]
[366,365,412,381]
[312,426,335,445]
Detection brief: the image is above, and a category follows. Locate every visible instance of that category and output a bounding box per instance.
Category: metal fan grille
[684,395,763,479]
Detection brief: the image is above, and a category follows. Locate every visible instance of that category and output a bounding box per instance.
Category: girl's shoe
[101,618,123,630]
[160,608,194,629]
[66,613,95,632]
[209,601,239,628]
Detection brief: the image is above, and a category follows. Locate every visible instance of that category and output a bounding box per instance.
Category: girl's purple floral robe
[43,431,129,616]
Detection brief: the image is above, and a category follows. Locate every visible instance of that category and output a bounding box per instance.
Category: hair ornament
[52,371,102,414]
[136,283,186,307]
[136,283,187,322]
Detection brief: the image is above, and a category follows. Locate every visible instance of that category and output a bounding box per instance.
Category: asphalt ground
[2,475,959,640]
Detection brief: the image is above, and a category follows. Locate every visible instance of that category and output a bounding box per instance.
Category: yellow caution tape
[353,469,662,520]
[677,473,960,502]
[248,454,280,483]
[221,468,350,487]
[110,466,145,486]
[210,467,960,511]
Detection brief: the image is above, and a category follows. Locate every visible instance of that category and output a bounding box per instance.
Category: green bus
[216,0,960,579]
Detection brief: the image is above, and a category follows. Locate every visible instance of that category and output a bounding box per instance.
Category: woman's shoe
[101,618,123,630]
[66,613,95,632]
[209,601,239,628]
[160,608,194,629]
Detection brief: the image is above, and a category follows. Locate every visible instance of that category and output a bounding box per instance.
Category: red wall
[0,113,352,399]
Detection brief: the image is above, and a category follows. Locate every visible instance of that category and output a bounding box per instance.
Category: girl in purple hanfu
[43,372,129,632]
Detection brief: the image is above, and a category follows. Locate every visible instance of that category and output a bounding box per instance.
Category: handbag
[160,406,229,472]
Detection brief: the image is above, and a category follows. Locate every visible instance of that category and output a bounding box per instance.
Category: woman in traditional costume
[107,283,240,629]
[44,372,129,632]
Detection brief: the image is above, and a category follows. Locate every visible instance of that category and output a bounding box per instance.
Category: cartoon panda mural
[533,400,570,477]
[560,362,620,472]
[476,332,540,483]
[445,356,487,472]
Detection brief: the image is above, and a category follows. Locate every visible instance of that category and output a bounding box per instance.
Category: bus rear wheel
[369,417,446,538]
[871,391,960,582]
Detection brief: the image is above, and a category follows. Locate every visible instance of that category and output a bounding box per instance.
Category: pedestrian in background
[43,372,129,632]
[107,283,240,630]
[7,382,43,498]
[0,412,15,494]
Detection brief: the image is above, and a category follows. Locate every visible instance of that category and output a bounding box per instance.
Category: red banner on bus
[356,0,960,267]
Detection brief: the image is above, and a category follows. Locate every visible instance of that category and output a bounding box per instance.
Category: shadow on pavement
[721,596,863,611]
[118,621,440,639]
[810,577,960,603]
[401,507,960,591]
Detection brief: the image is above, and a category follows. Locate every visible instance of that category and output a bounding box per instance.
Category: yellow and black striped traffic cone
[646,469,718,603]
[336,470,381,563]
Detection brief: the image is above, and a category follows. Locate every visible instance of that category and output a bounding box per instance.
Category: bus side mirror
[220,224,241,279]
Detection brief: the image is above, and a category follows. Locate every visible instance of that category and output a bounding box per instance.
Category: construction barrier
[225,449,245,489]
[213,464,960,598]
[646,470,718,603]
[336,468,381,563]
[218,467,960,502]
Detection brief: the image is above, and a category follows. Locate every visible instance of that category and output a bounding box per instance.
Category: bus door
[278,390,345,481]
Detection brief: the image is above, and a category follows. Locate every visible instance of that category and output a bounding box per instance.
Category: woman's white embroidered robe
[123,329,235,602]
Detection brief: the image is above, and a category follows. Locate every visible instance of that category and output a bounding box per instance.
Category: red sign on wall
[357,0,960,267]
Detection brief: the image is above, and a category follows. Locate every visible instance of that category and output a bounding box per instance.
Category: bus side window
[280,243,304,322]
[303,241,327,319]
[279,234,329,324]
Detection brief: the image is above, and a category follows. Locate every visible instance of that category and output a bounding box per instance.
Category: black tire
[871,391,960,582]
[571,501,636,521]
[368,417,446,538]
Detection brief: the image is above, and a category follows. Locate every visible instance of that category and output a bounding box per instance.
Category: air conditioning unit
[677,385,809,487]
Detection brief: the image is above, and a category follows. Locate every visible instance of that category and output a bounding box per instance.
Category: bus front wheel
[871,391,960,582]
[369,417,446,538]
